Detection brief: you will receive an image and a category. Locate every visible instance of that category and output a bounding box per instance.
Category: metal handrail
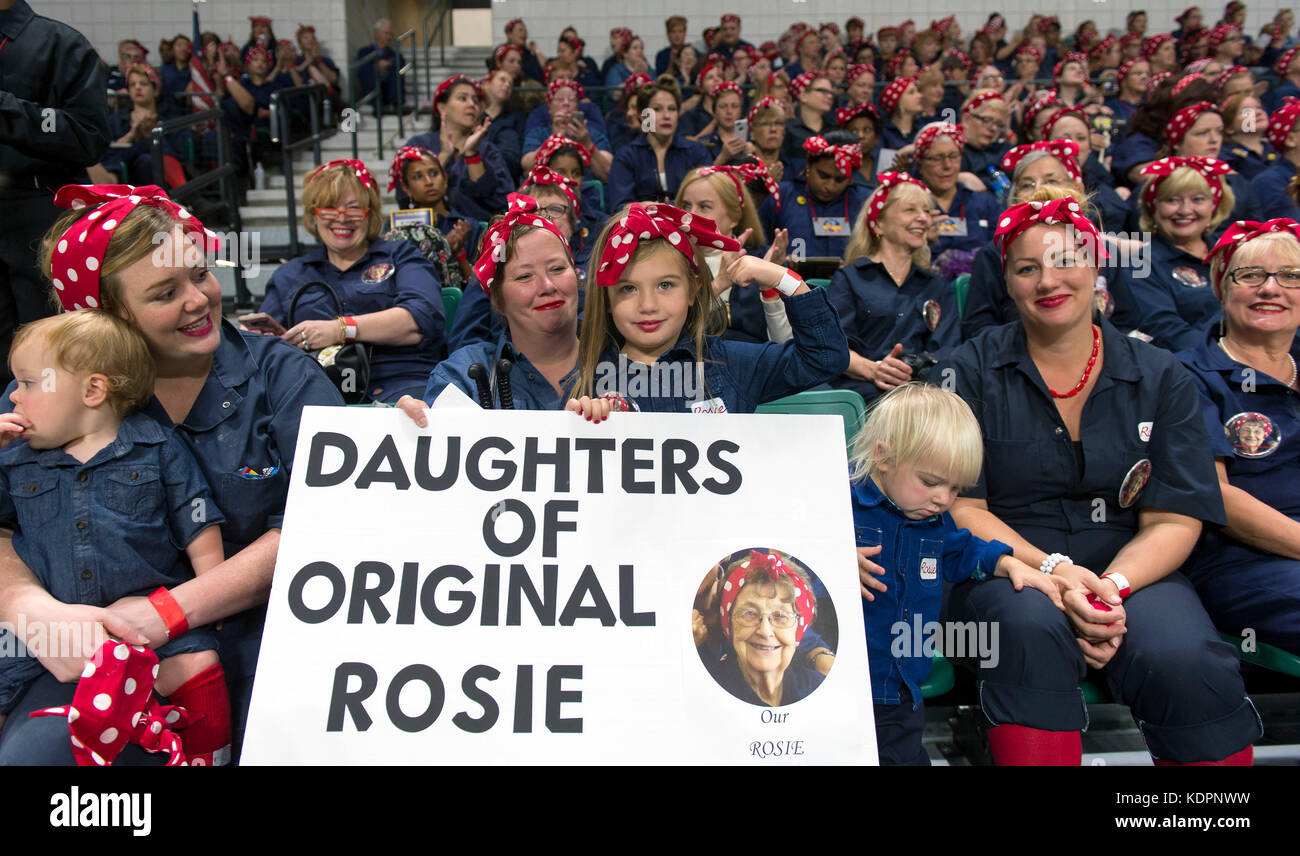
[394,27,418,141]
[347,50,384,160]
[148,108,251,308]
[268,83,333,259]
[422,0,451,98]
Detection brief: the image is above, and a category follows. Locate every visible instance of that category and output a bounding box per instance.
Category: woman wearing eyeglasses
[1176,220,1300,658]
[782,71,836,169]
[910,123,1001,262]
[256,160,446,404]
[959,91,1013,193]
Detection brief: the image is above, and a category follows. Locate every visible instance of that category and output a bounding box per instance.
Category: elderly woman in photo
[1177,220,1300,656]
[694,550,827,707]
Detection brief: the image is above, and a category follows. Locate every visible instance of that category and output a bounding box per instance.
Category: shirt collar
[990,317,1142,383]
[3,411,168,469]
[1183,323,1300,384]
[851,472,941,522]
[0,1,32,39]
[851,256,935,284]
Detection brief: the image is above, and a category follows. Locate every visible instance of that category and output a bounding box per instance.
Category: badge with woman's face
[1171,265,1208,288]
[1118,458,1151,509]
[1092,280,1114,317]
[1225,411,1280,458]
[362,262,395,283]
[922,299,941,331]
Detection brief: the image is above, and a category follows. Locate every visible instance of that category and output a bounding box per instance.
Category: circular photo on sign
[1225,411,1280,458]
[692,548,837,707]
[1118,458,1151,509]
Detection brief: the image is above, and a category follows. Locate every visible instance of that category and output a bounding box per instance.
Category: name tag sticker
[920,557,938,580]
[937,216,968,237]
[690,397,728,414]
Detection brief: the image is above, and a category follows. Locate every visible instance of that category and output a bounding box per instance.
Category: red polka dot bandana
[696,59,725,91]
[1207,24,1239,51]
[994,198,1105,269]
[1139,155,1230,212]
[473,193,573,293]
[1184,58,1214,76]
[505,18,523,36]
[1172,72,1203,95]
[950,50,974,74]
[1267,97,1300,153]
[1042,105,1088,141]
[962,90,1004,116]
[28,641,193,766]
[622,72,652,100]
[249,15,272,26]
[594,202,739,288]
[546,76,584,105]
[834,101,879,128]
[698,161,781,211]
[1120,33,1144,50]
[1214,64,1249,90]
[306,158,377,193]
[719,551,815,643]
[1117,58,1146,88]
[1021,93,1062,136]
[1052,52,1090,80]
[523,165,581,215]
[1000,139,1082,183]
[560,34,583,55]
[613,29,637,55]
[866,171,929,231]
[1016,45,1044,65]
[1142,33,1175,59]
[535,134,591,167]
[802,135,862,178]
[1147,70,1174,93]
[931,16,954,34]
[243,45,270,67]
[845,63,874,87]
[821,21,840,35]
[50,184,220,313]
[733,45,759,64]
[1089,34,1117,58]
[1276,46,1300,77]
[759,41,780,60]
[884,53,911,80]
[721,14,741,26]
[796,31,819,54]
[127,61,160,90]
[435,74,482,105]
[1036,16,1058,34]
[387,146,436,193]
[913,122,966,162]
[788,70,826,101]
[1206,218,1300,297]
[879,76,916,115]
[712,80,743,102]
[494,43,523,68]
[748,96,786,126]
[1164,101,1217,148]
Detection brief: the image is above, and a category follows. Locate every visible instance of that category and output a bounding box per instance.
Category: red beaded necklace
[1048,324,1100,399]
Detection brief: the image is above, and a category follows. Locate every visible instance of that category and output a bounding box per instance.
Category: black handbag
[288,281,372,404]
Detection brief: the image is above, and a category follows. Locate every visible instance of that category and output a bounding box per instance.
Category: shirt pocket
[917,537,943,589]
[101,465,163,518]
[217,464,288,546]
[11,472,61,527]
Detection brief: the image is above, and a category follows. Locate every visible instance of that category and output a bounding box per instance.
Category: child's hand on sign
[858,544,888,601]
[396,394,429,428]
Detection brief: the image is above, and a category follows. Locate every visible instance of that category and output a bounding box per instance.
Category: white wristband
[776,269,802,297]
[1039,552,1071,575]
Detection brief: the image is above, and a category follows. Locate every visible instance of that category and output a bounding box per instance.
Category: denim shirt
[260,238,446,401]
[607,134,712,210]
[1250,158,1300,221]
[760,180,871,260]
[827,257,960,367]
[424,331,576,411]
[851,475,1010,708]
[0,411,224,606]
[593,285,849,414]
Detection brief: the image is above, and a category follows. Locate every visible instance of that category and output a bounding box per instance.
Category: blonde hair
[1137,166,1235,233]
[572,211,723,398]
[753,70,789,101]
[39,204,180,318]
[849,383,984,489]
[674,169,765,247]
[844,180,933,268]
[11,312,155,418]
[301,165,384,241]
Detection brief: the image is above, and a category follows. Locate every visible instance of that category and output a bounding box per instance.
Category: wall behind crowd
[490,0,1297,56]
[37,0,360,68]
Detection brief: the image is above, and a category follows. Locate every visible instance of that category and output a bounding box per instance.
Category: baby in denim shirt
[851,384,1063,765]
[0,312,232,765]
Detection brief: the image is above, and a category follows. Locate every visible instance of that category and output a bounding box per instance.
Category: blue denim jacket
[0,412,225,709]
[594,286,850,414]
[851,475,1011,709]
[424,331,576,411]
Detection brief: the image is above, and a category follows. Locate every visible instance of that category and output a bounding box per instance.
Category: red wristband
[148,587,189,641]
[341,315,358,343]
[463,152,482,165]
[760,288,781,299]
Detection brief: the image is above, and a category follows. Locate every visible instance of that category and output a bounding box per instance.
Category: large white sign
[242,402,876,764]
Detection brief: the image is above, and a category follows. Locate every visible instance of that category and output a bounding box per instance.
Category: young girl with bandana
[565,202,848,418]
[850,383,1063,764]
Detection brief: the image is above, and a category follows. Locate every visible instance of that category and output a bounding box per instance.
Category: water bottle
[985,165,1011,199]
[254,162,266,190]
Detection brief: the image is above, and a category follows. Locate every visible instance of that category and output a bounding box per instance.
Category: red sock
[987,724,1083,766]
[167,663,232,766]
[1154,745,1254,766]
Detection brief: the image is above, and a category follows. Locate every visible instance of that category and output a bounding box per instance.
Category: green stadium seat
[442,286,461,334]
[1219,631,1300,678]
[953,273,970,318]
[756,388,867,448]
[920,655,954,698]
[805,278,831,289]
[582,179,606,212]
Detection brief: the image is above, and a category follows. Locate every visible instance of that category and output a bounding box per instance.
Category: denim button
[80,571,92,580]
[76,473,87,483]
[75,521,86,530]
